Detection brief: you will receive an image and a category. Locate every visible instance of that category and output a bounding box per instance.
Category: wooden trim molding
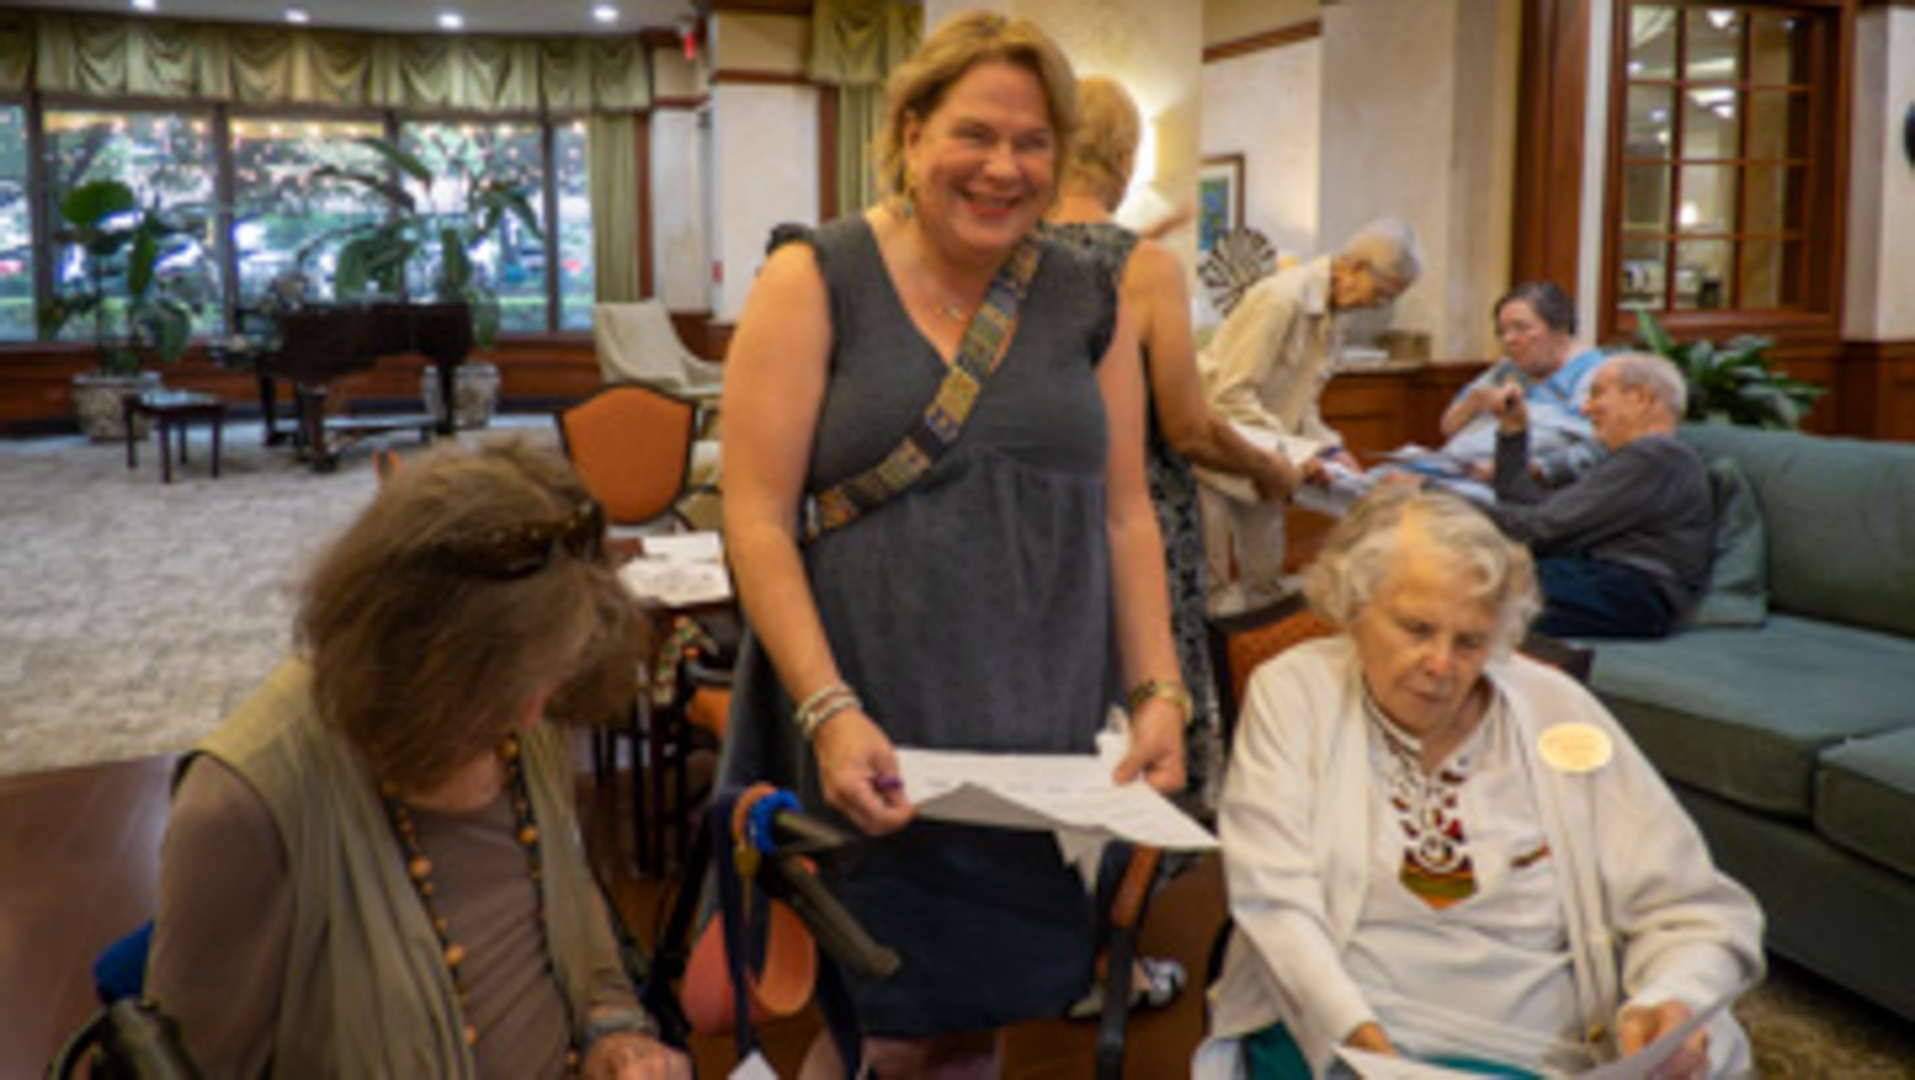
[708,69,810,87]
[651,95,710,111]
[1202,21,1322,64]
[1839,340,1915,442]
[699,0,811,14]
[1511,0,1588,293]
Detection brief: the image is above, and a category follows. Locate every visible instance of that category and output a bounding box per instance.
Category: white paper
[618,556,733,607]
[727,1050,778,1080]
[641,530,724,562]
[1336,989,1735,1079]
[892,730,1217,853]
[1194,423,1333,505]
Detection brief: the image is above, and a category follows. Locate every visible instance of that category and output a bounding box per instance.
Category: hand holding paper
[892,728,1216,858]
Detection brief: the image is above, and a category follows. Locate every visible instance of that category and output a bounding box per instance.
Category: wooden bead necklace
[381,733,577,1065]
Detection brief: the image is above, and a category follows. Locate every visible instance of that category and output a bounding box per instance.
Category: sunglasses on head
[432,499,606,579]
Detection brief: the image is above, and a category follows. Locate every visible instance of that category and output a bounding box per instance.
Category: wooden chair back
[556,385,699,528]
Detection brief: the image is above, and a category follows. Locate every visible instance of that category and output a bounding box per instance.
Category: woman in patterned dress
[1050,75,1296,809]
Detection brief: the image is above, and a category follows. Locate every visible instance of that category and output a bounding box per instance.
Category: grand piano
[242,301,471,472]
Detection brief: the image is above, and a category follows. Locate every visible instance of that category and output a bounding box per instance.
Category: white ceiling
[4,0,699,37]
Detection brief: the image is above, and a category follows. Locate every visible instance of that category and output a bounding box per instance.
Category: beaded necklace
[381,733,576,1064]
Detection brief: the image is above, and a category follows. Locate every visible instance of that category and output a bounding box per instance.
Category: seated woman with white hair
[1195,486,1763,1079]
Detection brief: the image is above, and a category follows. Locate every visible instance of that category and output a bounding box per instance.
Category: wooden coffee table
[124,390,226,483]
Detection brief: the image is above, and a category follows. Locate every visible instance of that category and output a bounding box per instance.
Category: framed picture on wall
[1197,154,1245,253]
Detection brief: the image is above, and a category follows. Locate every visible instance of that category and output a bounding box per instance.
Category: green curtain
[809,0,920,213]
[835,85,883,213]
[588,114,642,304]
[0,11,650,113]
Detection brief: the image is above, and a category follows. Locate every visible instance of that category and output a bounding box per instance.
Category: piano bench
[124,391,225,484]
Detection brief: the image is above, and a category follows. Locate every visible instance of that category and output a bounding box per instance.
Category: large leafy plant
[305,135,541,347]
[1631,307,1825,429]
[38,179,206,377]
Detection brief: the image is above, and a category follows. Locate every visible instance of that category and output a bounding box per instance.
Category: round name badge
[1537,722,1614,774]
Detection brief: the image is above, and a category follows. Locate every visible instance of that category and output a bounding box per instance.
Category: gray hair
[1603,351,1689,419]
[1339,218,1423,289]
[1303,485,1539,655]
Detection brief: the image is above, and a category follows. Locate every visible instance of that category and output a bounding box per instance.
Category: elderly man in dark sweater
[1484,351,1712,637]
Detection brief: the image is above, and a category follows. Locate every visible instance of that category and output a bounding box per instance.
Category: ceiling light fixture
[438,12,465,31]
[286,8,310,24]
[131,0,158,11]
[593,5,618,24]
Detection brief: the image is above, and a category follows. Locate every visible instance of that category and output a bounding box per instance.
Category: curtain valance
[0,11,650,113]
[807,0,920,88]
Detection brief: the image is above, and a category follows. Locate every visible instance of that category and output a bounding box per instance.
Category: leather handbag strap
[801,236,1042,543]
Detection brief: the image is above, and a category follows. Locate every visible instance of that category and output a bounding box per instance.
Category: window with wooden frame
[1605,2,1846,336]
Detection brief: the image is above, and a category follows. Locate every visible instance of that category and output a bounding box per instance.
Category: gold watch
[1126,678,1195,727]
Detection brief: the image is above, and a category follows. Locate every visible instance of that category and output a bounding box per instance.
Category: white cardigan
[1194,637,1763,1079]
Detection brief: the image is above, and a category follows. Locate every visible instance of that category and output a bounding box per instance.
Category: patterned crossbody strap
[800,236,1043,543]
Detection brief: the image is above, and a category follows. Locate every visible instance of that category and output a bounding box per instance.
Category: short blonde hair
[298,439,641,791]
[875,11,1078,203]
[1304,485,1540,655]
[1064,75,1141,210]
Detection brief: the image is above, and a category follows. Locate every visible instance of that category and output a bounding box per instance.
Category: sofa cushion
[1817,728,1915,880]
[1680,425,1915,637]
[1591,614,1915,817]
[1688,457,1768,628]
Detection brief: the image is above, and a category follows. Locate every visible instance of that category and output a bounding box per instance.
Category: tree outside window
[42,108,223,338]
[400,120,549,334]
[230,116,388,313]
[0,106,30,342]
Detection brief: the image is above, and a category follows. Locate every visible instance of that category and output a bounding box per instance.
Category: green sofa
[1585,424,1915,1023]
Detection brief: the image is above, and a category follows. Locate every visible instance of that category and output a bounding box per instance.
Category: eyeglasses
[432,499,606,579]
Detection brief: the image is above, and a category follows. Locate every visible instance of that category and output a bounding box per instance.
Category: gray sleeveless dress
[721,216,1119,1035]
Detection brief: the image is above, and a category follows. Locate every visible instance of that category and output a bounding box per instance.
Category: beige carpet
[0,417,556,777]
[2,416,1912,1073]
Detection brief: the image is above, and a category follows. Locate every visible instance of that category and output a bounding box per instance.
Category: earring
[899,168,917,221]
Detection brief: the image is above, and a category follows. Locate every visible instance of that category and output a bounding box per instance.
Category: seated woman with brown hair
[147,440,690,1080]
[1198,485,1763,1078]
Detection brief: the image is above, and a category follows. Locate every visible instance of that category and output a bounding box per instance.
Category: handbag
[800,236,1042,542]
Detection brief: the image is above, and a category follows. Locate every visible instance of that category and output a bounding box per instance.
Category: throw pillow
[1691,456,1770,627]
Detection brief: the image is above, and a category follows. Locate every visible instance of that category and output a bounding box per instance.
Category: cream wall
[705,12,819,323]
[1845,7,1915,341]
[650,107,709,312]
[707,82,818,323]
[1203,0,1319,47]
[710,12,809,75]
[1200,40,1321,265]
[1316,0,1520,359]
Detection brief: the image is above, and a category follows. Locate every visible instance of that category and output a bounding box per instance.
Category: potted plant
[304,135,541,429]
[39,179,208,440]
[1631,307,1826,429]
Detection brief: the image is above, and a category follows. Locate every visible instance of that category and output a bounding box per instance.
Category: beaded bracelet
[794,682,861,741]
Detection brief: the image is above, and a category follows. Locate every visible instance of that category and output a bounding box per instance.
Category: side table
[124,390,226,484]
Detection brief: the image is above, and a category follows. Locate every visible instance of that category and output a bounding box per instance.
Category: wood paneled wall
[0,312,730,437]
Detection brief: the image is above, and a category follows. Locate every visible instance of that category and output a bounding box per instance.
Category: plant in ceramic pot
[38,179,210,439]
[304,135,541,428]
[1631,306,1826,429]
